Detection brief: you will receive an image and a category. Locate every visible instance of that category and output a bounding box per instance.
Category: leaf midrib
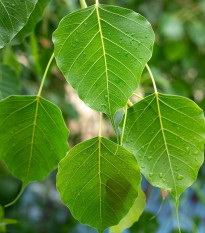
[95,4,111,116]
[155,93,178,197]
[25,96,40,183]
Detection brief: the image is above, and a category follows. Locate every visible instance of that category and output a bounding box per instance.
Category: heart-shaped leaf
[0,96,69,187]
[110,186,146,233]
[119,93,205,201]
[53,4,154,116]
[0,64,20,100]
[0,0,38,48]
[57,137,141,233]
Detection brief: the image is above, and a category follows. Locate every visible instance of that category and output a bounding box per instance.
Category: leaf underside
[120,93,205,201]
[0,0,38,48]
[57,137,141,233]
[0,95,69,185]
[53,4,154,116]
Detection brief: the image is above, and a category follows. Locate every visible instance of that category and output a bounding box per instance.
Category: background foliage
[0,0,205,232]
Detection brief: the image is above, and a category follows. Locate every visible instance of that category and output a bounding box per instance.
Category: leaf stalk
[146,64,158,93]
[37,52,55,97]
[80,0,87,9]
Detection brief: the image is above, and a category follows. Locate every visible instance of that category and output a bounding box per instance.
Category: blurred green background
[0,0,205,232]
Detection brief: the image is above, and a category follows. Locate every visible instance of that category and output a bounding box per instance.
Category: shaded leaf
[0,0,37,48]
[12,0,51,45]
[57,137,141,233]
[53,4,154,116]
[0,95,69,186]
[0,64,20,100]
[110,186,146,233]
[120,93,205,201]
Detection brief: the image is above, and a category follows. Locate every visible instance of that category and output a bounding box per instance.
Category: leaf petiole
[120,104,127,146]
[132,93,143,100]
[146,64,158,93]
[99,112,102,138]
[37,52,55,97]
[79,0,87,9]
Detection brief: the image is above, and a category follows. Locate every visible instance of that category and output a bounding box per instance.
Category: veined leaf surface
[0,64,20,100]
[12,0,51,45]
[53,4,154,115]
[120,93,205,201]
[110,186,146,233]
[0,0,37,48]
[0,95,69,185]
[57,137,141,233]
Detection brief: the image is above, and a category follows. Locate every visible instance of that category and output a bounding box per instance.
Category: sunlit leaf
[0,96,69,187]
[0,64,20,100]
[53,4,154,116]
[0,0,38,48]
[110,186,146,233]
[57,137,141,233]
[120,93,205,202]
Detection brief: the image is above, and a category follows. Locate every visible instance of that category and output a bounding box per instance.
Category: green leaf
[0,95,69,186]
[3,47,22,76]
[12,0,51,45]
[110,186,146,233]
[0,225,6,233]
[120,93,205,201]
[0,0,38,48]
[57,137,141,233]
[0,64,20,100]
[53,4,154,116]
[0,206,4,219]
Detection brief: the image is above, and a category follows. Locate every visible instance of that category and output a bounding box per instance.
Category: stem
[80,0,87,8]
[99,112,102,137]
[127,99,133,107]
[37,52,55,97]
[132,93,143,99]
[120,105,127,146]
[146,64,158,93]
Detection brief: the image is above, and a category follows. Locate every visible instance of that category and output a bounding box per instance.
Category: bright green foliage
[57,137,141,233]
[120,93,205,201]
[0,64,20,100]
[110,186,146,233]
[53,4,154,116]
[0,95,69,185]
[12,0,51,45]
[0,0,38,48]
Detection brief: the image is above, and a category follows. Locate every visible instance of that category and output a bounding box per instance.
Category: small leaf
[0,64,20,100]
[110,186,146,233]
[53,4,154,116]
[119,93,205,201]
[0,96,69,187]
[0,0,38,48]
[57,137,141,233]
[12,0,51,45]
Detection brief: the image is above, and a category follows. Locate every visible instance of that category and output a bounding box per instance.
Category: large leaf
[110,186,146,233]
[53,4,154,116]
[0,0,38,48]
[0,64,20,100]
[0,95,69,186]
[57,137,141,233]
[12,0,51,45]
[119,93,205,201]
